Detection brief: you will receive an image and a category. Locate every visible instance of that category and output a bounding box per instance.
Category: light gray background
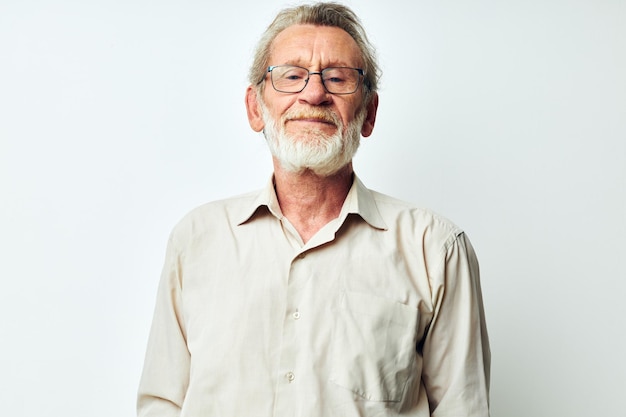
[1,1,624,416]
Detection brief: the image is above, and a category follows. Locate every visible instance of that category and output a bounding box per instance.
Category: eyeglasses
[265,65,365,95]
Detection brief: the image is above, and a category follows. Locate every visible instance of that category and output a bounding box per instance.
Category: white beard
[259,101,366,177]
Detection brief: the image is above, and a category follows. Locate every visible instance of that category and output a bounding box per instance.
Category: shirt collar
[237,174,387,231]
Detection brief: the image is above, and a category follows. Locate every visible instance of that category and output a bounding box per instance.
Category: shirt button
[293,311,301,320]
[286,372,295,383]
[296,253,306,260]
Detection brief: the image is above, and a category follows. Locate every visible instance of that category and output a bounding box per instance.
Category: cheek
[340,97,365,122]
[262,92,295,120]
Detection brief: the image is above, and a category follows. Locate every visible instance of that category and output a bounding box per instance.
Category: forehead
[269,24,363,67]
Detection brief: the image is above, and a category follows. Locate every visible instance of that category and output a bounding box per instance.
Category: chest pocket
[329,291,418,402]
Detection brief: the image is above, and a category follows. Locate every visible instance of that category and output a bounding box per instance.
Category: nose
[299,72,331,105]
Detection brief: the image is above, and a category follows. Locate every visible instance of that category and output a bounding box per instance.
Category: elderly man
[137,2,490,416]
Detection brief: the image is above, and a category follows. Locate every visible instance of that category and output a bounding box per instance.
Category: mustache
[282,108,342,126]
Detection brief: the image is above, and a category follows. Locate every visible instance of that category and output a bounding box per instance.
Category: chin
[278,153,354,177]
[261,101,365,178]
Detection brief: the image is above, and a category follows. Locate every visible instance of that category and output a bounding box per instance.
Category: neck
[273,159,354,243]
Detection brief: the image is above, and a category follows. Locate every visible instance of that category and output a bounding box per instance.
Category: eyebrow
[281,60,355,69]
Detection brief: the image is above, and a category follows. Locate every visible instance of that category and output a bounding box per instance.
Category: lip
[288,118,335,126]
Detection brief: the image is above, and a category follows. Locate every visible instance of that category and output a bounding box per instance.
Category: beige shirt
[137,176,490,417]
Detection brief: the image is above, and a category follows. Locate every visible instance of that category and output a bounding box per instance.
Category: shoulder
[360,187,479,290]
[168,189,262,245]
[368,189,464,247]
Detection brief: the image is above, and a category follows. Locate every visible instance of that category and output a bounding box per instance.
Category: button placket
[274,249,313,414]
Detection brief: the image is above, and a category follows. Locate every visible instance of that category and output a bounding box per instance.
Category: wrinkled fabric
[137,175,490,417]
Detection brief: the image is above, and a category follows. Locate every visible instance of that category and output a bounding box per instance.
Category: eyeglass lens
[270,65,361,94]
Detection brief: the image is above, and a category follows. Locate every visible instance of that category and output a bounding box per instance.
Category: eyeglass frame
[261,64,366,95]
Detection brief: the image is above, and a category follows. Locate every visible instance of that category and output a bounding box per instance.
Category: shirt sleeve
[421,232,491,417]
[137,235,190,417]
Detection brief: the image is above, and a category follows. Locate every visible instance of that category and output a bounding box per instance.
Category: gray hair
[248,2,380,101]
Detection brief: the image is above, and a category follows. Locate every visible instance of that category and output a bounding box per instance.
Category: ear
[245,85,265,132]
[360,92,379,137]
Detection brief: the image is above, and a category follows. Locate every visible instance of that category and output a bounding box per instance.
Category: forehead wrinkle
[269,24,362,70]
